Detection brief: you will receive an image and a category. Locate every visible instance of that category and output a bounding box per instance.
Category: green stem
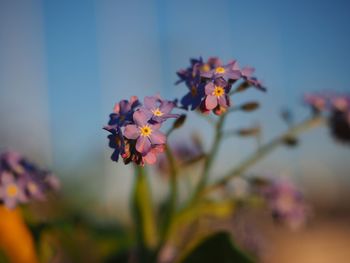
[201,115,325,196]
[131,165,158,261]
[192,113,227,201]
[160,144,178,241]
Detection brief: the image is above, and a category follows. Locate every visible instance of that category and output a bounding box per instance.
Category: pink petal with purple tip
[130,96,138,104]
[150,131,166,144]
[113,103,120,114]
[136,136,152,154]
[205,95,218,110]
[124,125,139,139]
[205,82,215,95]
[241,67,255,77]
[218,95,228,107]
[160,101,175,114]
[201,71,213,78]
[133,110,149,126]
[143,151,157,164]
[144,96,158,109]
[227,70,241,80]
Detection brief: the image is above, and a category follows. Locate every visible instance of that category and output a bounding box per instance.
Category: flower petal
[241,67,255,78]
[200,70,213,79]
[218,95,229,107]
[226,70,241,80]
[205,95,217,110]
[133,110,149,126]
[119,100,131,114]
[144,96,158,109]
[205,82,215,95]
[124,125,139,139]
[143,151,157,164]
[4,198,17,209]
[150,130,166,145]
[136,136,152,154]
[160,101,175,114]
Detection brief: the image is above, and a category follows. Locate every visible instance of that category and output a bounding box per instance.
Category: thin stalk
[131,165,158,261]
[201,115,325,196]
[192,113,227,201]
[160,144,178,241]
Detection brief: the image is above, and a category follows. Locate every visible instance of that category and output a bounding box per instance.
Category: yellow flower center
[140,125,152,137]
[213,86,225,97]
[152,108,163,117]
[201,64,210,72]
[215,67,225,74]
[6,184,18,197]
[28,182,38,194]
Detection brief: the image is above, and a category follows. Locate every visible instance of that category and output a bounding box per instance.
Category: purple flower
[141,95,178,123]
[104,95,175,165]
[329,96,350,142]
[22,176,46,201]
[180,82,205,110]
[331,96,350,112]
[177,57,267,112]
[176,57,225,111]
[124,110,166,155]
[176,58,203,93]
[106,133,124,162]
[176,58,206,110]
[104,96,141,161]
[143,145,165,165]
[239,65,266,92]
[0,151,59,209]
[200,60,241,82]
[0,172,27,209]
[257,178,308,229]
[109,96,140,127]
[303,93,350,142]
[303,93,328,112]
[203,78,231,113]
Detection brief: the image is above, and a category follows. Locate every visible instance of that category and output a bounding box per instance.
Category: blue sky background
[1,0,350,211]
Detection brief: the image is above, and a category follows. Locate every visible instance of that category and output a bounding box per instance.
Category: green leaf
[131,165,158,261]
[0,249,9,263]
[181,232,255,263]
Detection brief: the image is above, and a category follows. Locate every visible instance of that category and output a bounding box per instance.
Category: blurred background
[1,0,350,262]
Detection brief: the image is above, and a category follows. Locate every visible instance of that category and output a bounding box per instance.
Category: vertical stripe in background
[43,0,105,198]
[96,0,163,220]
[0,0,52,166]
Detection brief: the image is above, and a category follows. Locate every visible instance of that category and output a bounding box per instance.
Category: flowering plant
[0,57,349,263]
[100,57,349,262]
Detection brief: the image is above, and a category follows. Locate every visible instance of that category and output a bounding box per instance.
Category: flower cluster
[104,95,178,165]
[304,93,350,142]
[254,177,308,230]
[0,151,59,209]
[176,57,266,114]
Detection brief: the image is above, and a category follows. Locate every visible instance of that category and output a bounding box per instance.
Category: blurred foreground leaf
[181,232,255,263]
[0,250,9,263]
[132,166,158,262]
